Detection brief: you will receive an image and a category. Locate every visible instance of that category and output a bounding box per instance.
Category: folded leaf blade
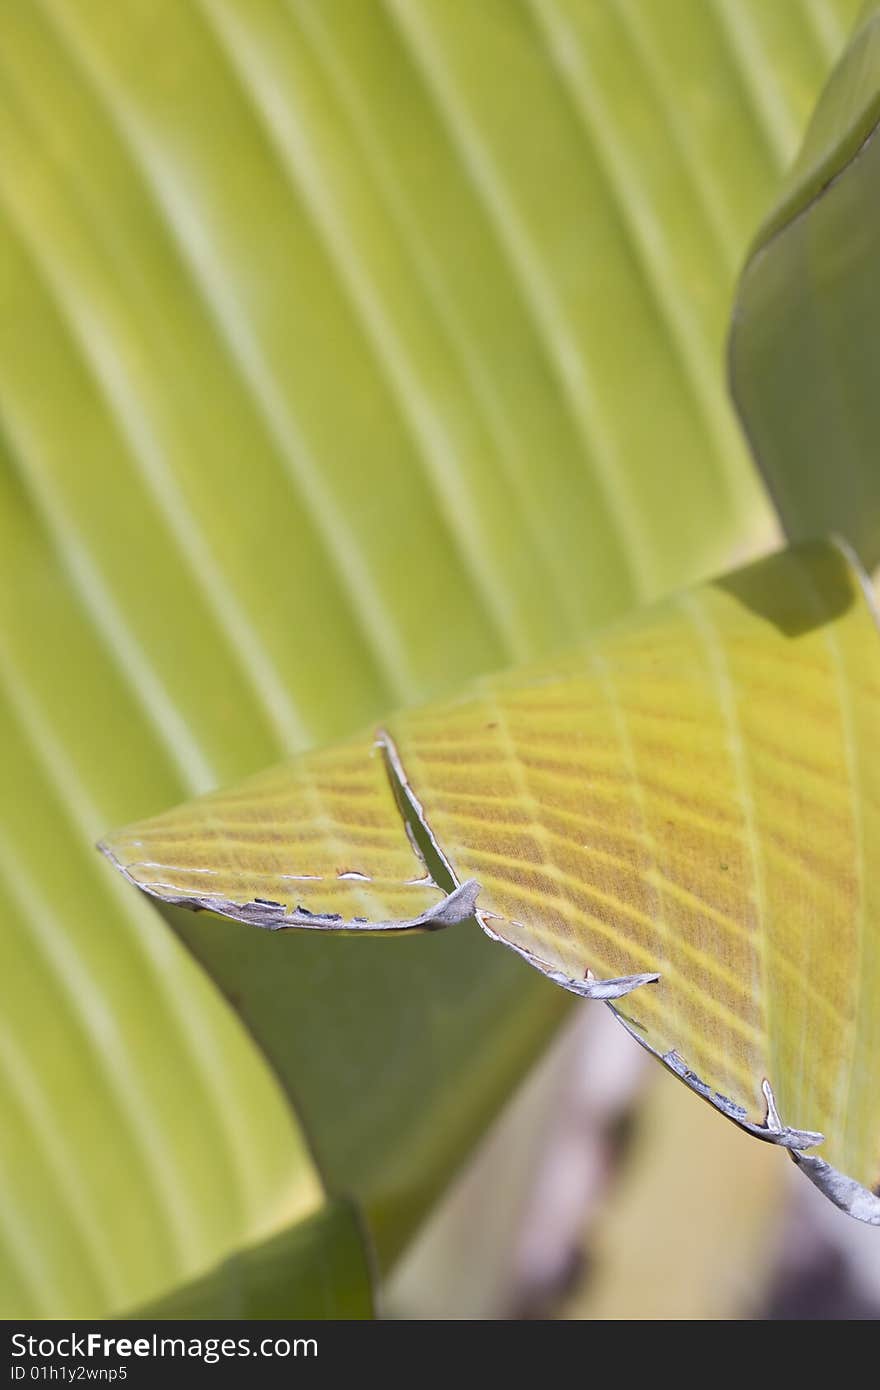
[104,542,880,1217]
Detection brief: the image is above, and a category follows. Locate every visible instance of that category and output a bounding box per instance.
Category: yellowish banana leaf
[103,540,880,1224]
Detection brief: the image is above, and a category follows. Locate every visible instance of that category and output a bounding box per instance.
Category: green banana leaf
[0,0,859,1317]
[731,0,880,569]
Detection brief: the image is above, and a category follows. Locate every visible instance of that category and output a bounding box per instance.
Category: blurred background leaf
[386,1005,649,1319]
[133,1200,373,1320]
[0,0,860,1316]
[107,540,880,1214]
[561,1061,786,1320]
[731,0,880,571]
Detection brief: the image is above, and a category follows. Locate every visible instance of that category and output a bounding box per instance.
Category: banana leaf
[0,0,861,1316]
[104,542,880,1225]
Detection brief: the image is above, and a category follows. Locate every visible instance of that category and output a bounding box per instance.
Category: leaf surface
[105,542,880,1222]
[732,0,880,570]
[0,0,861,1314]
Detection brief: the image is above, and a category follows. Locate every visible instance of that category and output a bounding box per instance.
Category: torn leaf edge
[378,730,659,1001]
[764,1077,880,1224]
[99,727,880,1223]
[607,1009,825,1151]
[790,1152,880,1224]
[379,716,880,1222]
